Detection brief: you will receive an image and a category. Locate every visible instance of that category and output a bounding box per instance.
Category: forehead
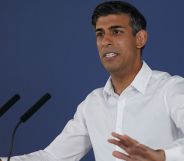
[96,14,131,29]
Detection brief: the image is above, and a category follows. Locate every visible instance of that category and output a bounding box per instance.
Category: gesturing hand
[108,132,165,161]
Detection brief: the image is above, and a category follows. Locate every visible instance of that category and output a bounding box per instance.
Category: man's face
[95,14,142,75]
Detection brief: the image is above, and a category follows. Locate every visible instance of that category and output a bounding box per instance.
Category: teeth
[105,53,117,58]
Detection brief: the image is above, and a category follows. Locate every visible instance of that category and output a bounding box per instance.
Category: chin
[104,67,119,74]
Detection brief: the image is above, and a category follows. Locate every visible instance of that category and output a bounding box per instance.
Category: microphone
[7,93,51,161]
[20,93,51,123]
[0,94,20,117]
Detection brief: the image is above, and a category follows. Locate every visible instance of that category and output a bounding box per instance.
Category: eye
[112,29,123,35]
[96,32,104,38]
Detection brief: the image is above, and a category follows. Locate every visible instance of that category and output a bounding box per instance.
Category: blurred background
[0,0,184,160]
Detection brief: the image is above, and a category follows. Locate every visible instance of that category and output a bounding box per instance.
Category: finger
[108,138,134,155]
[108,138,128,150]
[112,132,138,147]
[112,133,150,155]
[108,134,129,147]
[127,143,151,158]
[112,151,131,161]
[123,134,139,145]
[123,136,151,154]
[111,132,128,144]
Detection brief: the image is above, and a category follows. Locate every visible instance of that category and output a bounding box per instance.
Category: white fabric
[1,61,184,161]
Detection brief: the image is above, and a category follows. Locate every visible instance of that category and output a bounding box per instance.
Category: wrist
[157,149,166,161]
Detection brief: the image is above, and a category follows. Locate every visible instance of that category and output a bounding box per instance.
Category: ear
[135,30,148,49]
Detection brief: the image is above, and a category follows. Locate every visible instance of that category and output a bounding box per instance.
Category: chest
[85,93,174,149]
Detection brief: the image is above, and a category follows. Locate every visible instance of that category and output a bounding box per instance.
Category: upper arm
[165,77,184,133]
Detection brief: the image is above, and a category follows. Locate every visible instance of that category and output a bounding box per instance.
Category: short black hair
[92,1,147,35]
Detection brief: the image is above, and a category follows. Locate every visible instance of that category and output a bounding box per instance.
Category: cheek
[118,39,136,52]
[96,43,103,56]
[96,42,102,58]
[96,40,101,50]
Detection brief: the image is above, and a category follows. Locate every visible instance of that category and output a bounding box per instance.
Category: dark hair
[92,1,147,35]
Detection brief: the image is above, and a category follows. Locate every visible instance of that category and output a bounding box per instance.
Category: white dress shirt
[1,61,184,161]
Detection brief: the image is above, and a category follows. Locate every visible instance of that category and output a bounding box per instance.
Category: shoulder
[84,87,104,102]
[151,69,184,93]
[76,87,104,116]
[152,69,183,84]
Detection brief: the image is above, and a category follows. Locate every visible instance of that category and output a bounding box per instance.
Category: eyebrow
[95,25,126,32]
[109,25,126,30]
[95,28,103,33]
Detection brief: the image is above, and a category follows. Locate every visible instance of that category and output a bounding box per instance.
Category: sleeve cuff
[165,146,184,161]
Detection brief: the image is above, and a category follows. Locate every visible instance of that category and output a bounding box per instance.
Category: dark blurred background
[0,0,184,160]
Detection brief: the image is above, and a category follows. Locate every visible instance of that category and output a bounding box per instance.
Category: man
[1,1,184,161]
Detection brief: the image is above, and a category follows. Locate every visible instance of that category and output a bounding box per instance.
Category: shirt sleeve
[164,77,184,161]
[44,100,92,160]
[1,100,92,161]
[1,150,60,161]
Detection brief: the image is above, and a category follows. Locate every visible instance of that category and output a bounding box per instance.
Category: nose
[101,33,113,47]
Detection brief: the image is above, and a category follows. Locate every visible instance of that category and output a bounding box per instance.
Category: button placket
[115,97,126,161]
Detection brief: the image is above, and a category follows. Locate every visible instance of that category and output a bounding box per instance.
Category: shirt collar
[103,61,152,100]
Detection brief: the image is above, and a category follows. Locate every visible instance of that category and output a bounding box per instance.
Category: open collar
[103,61,152,100]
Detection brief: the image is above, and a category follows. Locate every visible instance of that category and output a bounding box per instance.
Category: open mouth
[103,52,119,59]
[104,52,118,58]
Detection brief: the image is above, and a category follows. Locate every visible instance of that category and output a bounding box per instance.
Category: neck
[111,61,142,95]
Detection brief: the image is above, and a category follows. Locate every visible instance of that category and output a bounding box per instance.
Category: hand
[108,132,165,161]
